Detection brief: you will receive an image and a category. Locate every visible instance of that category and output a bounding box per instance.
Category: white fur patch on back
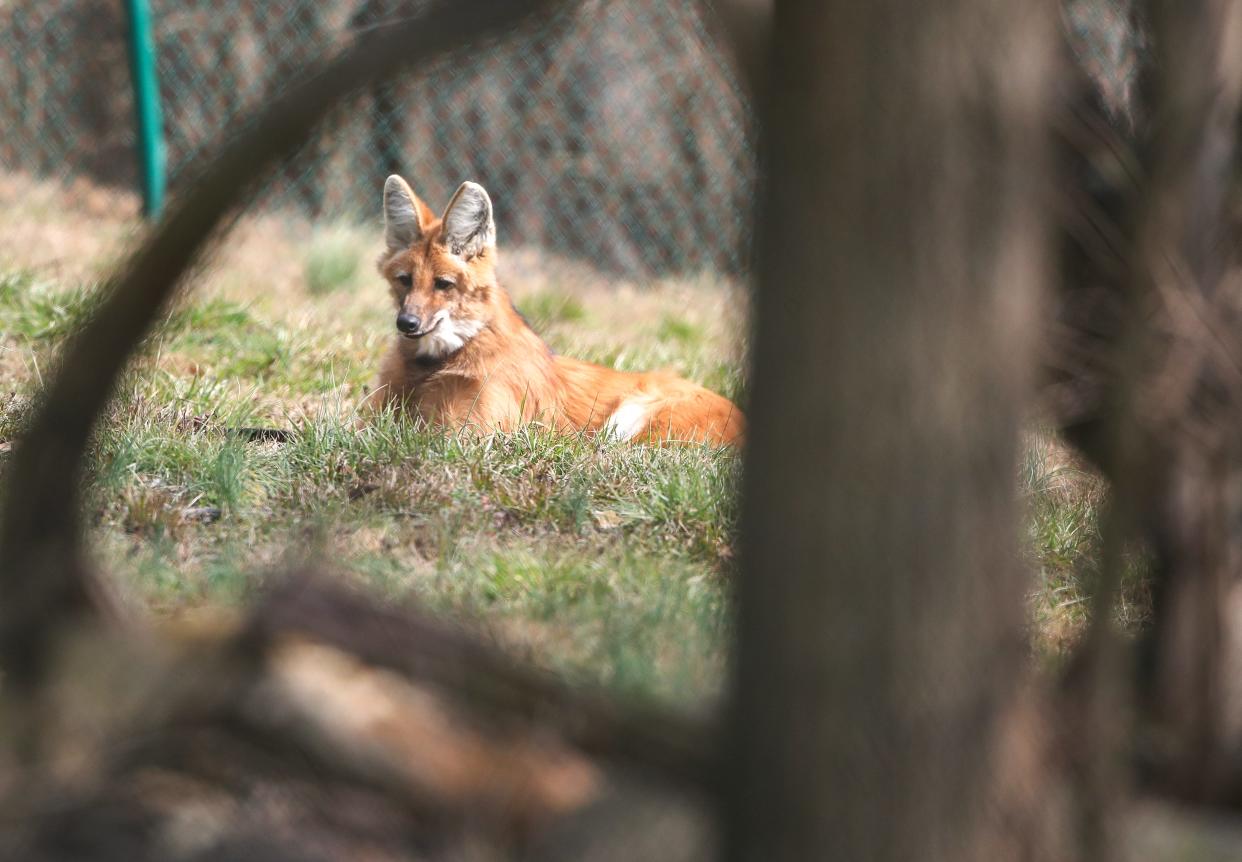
[602,397,653,441]
[416,309,484,359]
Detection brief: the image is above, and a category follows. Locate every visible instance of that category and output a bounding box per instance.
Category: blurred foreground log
[1,574,714,861]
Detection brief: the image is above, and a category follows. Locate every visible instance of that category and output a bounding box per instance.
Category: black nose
[396,313,421,334]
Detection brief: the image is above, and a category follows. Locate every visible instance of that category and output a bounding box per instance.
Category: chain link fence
[1,0,754,277]
[2,0,1141,278]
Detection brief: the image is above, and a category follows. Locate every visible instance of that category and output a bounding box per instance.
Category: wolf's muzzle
[396,312,421,335]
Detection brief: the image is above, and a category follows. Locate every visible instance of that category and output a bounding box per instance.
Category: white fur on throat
[414,308,484,359]
[602,397,653,441]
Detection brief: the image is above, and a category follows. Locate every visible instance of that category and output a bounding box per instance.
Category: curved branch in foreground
[0,0,564,692]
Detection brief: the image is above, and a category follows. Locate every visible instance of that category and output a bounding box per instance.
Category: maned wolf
[366,176,745,446]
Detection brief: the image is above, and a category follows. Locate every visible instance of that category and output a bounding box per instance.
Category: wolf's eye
[395,273,412,288]
[434,276,456,291]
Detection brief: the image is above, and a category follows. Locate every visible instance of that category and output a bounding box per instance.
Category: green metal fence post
[124,0,166,218]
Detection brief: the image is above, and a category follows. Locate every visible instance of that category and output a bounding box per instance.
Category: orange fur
[366,178,745,447]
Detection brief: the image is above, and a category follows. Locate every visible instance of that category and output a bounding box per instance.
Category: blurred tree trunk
[727,2,1052,860]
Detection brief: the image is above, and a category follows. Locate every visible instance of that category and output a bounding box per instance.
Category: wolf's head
[376,176,500,360]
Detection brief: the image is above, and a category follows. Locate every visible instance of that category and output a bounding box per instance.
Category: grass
[303,225,369,296]
[79,407,736,697]
[1021,431,1151,662]
[520,290,587,329]
[0,171,1149,704]
[0,269,104,342]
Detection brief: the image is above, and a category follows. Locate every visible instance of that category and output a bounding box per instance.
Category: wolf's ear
[383,175,432,252]
[439,181,495,259]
